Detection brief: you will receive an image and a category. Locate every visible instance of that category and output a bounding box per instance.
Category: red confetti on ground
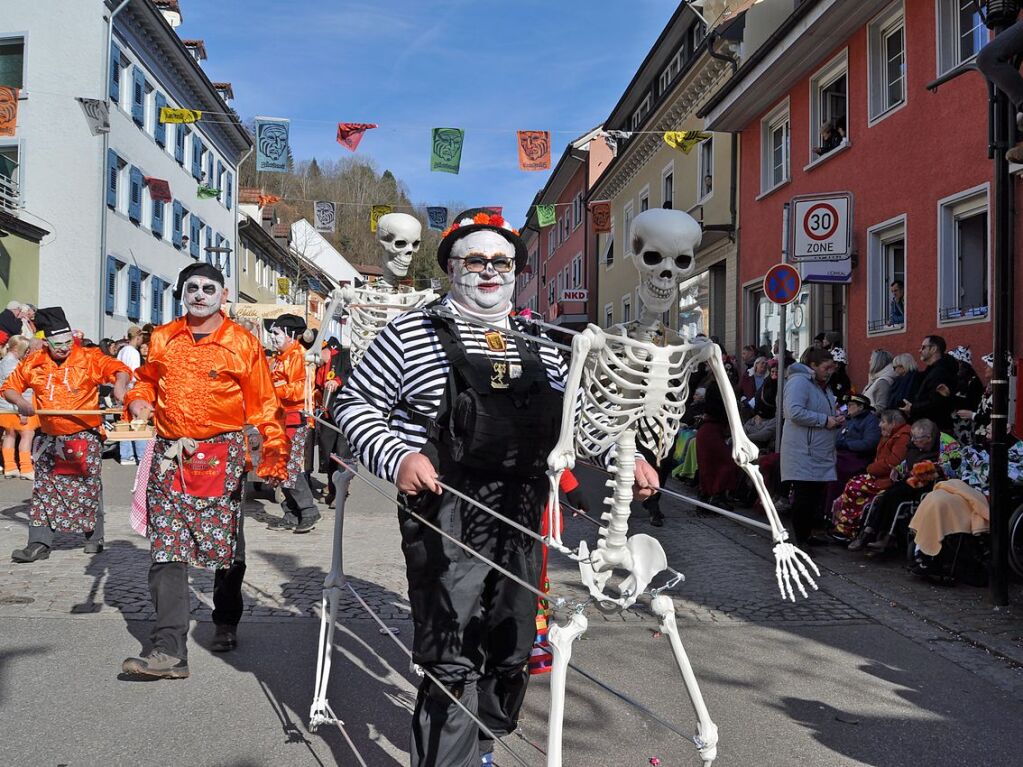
[649,758,661,766]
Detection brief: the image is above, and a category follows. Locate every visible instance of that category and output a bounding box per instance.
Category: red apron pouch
[52,438,90,476]
[284,409,306,440]
[172,442,229,497]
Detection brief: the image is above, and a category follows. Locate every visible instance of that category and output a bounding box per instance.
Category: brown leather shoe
[121,651,190,679]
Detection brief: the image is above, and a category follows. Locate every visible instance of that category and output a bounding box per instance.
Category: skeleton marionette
[543,208,820,766]
[307,212,437,368]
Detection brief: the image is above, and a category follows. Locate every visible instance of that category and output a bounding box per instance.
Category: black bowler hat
[173,262,225,301]
[34,306,73,337]
[436,208,527,272]
[263,313,307,337]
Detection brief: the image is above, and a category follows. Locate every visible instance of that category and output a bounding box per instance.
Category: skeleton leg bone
[309,467,356,731]
[650,595,719,766]
[545,611,588,767]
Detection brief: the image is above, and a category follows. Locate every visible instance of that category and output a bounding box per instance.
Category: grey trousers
[282,472,317,520]
[978,20,1023,107]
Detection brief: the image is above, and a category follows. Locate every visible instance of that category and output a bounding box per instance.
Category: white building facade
[1,0,249,339]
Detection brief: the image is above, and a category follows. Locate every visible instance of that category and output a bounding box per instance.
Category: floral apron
[30,430,103,533]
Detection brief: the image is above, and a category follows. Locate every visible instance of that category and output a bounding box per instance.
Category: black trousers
[402,450,544,767]
[977,20,1023,108]
[866,481,928,537]
[148,510,246,661]
[641,455,674,514]
[790,480,827,543]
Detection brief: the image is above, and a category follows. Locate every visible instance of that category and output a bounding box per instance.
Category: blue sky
[178,0,675,226]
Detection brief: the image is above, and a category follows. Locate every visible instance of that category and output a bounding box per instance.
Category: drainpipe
[97,0,131,341]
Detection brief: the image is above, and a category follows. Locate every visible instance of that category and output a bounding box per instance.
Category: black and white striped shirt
[333,296,568,483]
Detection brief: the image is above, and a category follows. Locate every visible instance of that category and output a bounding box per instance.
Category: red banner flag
[144,177,172,203]
[0,87,19,138]
[336,122,378,152]
[589,201,612,234]
[258,194,281,208]
[517,130,551,171]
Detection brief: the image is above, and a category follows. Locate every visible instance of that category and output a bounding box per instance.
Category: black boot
[11,542,50,563]
[211,624,238,653]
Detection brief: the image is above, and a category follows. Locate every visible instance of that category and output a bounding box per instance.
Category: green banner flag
[431,128,464,174]
[197,184,221,199]
[536,204,556,228]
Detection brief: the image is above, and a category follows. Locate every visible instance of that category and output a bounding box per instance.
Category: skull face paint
[448,231,516,316]
[268,325,291,352]
[45,332,74,361]
[630,208,702,315]
[376,213,422,280]
[182,276,225,319]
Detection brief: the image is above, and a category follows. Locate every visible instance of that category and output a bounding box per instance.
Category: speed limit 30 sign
[790,192,852,261]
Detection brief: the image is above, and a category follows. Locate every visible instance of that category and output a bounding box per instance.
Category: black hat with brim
[263,313,307,336]
[0,309,21,337]
[35,307,72,338]
[436,208,527,272]
[174,263,225,301]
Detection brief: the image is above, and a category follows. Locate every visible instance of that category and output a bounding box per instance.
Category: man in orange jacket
[4,307,131,562]
[264,313,320,533]
[121,263,288,679]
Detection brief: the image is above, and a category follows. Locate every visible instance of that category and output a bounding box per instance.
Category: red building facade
[704,0,1023,380]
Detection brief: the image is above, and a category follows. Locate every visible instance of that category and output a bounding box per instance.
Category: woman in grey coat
[782,348,844,544]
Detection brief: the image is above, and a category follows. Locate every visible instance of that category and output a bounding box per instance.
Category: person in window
[814,121,842,156]
[889,280,905,326]
[977,16,1023,163]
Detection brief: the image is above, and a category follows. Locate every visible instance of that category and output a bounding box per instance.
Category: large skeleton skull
[630,208,702,314]
[377,213,422,279]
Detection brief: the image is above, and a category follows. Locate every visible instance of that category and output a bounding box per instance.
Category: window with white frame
[562,210,571,241]
[937,0,987,75]
[662,164,674,209]
[548,228,556,253]
[0,37,25,89]
[573,193,584,228]
[698,136,714,200]
[938,186,989,322]
[868,3,906,122]
[809,51,848,161]
[866,215,906,333]
[631,93,652,130]
[548,281,556,307]
[623,201,635,256]
[658,48,682,96]
[761,101,790,193]
[604,303,614,328]
[639,187,649,213]
[622,294,632,323]
[571,253,582,287]
[603,220,615,267]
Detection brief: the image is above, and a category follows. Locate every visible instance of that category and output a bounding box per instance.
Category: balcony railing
[0,174,19,213]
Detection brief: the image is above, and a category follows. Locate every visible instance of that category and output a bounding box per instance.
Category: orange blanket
[909,480,989,556]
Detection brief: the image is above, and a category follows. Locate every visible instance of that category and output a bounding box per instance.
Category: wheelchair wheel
[1010,504,1023,579]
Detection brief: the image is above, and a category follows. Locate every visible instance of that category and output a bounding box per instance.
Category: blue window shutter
[106,149,118,208]
[131,67,145,126]
[216,160,224,200]
[206,153,214,185]
[172,200,183,247]
[224,240,231,277]
[128,166,143,223]
[109,46,121,103]
[225,172,233,210]
[105,257,117,314]
[175,126,185,164]
[127,265,141,321]
[192,137,203,180]
[154,93,167,146]
[151,197,164,238]
[190,217,201,259]
[151,278,163,325]
[205,226,214,264]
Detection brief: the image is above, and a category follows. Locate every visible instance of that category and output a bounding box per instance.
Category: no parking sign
[764,263,802,306]
[789,192,852,261]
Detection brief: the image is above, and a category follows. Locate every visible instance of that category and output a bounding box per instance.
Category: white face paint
[269,325,291,352]
[182,276,225,319]
[448,231,516,316]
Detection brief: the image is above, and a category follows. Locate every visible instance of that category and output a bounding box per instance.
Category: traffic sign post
[789,192,853,262]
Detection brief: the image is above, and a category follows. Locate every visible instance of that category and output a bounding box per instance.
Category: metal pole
[988,12,1015,607]
[776,203,790,452]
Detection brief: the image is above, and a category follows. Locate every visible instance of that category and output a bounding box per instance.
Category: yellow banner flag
[277,277,291,296]
[160,107,202,124]
[663,130,711,154]
[370,205,393,232]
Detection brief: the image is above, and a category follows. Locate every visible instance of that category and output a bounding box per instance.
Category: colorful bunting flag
[144,177,172,203]
[517,130,551,171]
[431,128,464,174]
[314,201,337,232]
[255,117,291,173]
[663,130,712,154]
[257,194,281,208]
[76,97,110,135]
[197,184,221,199]
[277,277,291,296]
[159,107,202,124]
[589,201,612,234]
[427,206,448,231]
[536,204,556,228]
[0,87,19,138]
[336,122,378,151]
[370,205,393,232]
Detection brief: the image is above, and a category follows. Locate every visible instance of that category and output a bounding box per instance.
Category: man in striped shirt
[336,209,657,766]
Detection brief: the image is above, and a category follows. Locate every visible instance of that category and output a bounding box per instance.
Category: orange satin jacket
[124,315,287,478]
[270,339,308,411]
[2,346,129,436]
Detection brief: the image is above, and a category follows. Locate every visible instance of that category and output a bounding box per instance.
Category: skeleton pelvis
[578,534,669,610]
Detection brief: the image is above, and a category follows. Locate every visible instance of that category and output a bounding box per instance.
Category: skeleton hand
[772,541,820,601]
[730,433,760,467]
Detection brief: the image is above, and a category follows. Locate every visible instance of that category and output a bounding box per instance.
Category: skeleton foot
[650,595,718,765]
[546,612,588,767]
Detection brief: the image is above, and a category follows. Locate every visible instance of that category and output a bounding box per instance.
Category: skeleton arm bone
[306,286,356,365]
[701,341,819,600]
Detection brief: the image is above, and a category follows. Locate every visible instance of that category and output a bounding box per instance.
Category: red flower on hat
[473,212,491,225]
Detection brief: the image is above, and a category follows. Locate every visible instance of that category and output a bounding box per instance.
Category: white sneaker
[3,469,19,479]
[121,458,138,466]
[20,471,34,481]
